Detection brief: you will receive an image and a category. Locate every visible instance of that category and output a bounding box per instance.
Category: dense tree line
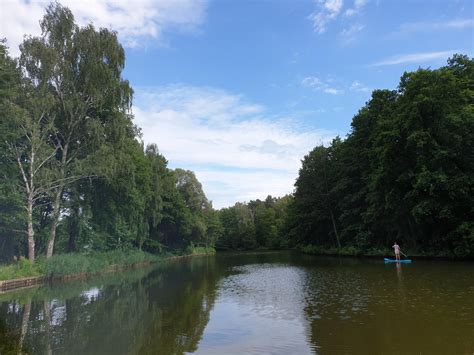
[217,195,291,250]
[0,4,218,262]
[288,55,474,257]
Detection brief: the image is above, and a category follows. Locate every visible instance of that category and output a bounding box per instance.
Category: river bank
[298,244,473,260]
[0,248,215,293]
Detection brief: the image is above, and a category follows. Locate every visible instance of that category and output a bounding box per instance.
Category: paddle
[400,250,408,258]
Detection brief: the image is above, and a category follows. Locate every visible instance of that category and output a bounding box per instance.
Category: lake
[1,252,473,354]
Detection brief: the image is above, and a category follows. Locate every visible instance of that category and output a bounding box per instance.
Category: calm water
[0,252,473,354]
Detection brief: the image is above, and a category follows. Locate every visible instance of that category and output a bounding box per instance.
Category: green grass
[0,257,45,281]
[43,250,164,277]
[0,247,217,281]
[188,246,216,255]
[0,250,164,281]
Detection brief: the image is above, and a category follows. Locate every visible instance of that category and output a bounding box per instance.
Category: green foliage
[186,245,216,255]
[1,4,221,262]
[289,55,474,258]
[217,196,292,250]
[42,251,162,277]
[0,257,45,280]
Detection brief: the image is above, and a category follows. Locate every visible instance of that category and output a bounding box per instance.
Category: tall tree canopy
[289,55,474,257]
[0,4,220,262]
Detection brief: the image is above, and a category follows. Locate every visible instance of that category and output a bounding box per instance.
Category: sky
[1,0,473,208]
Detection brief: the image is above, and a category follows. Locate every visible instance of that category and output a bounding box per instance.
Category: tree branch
[33,148,58,176]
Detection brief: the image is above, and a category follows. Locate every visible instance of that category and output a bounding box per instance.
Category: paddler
[392,242,401,261]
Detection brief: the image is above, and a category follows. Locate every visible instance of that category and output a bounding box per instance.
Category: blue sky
[2,0,473,208]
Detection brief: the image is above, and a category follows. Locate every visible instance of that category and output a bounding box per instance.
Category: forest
[1,3,473,272]
[288,54,474,257]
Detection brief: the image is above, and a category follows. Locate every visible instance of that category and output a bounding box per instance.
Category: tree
[1,40,60,261]
[0,41,26,261]
[18,3,133,257]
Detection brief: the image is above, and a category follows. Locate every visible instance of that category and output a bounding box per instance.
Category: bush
[186,243,216,255]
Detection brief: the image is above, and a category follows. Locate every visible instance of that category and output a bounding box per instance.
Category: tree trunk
[47,143,67,259]
[329,208,341,248]
[27,197,35,262]
[321,149,341,248]
[68,215,78,253]
[46,189,61,258]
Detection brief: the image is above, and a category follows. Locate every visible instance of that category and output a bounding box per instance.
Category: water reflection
[395,261,402,281]
[0,253,473,354]
[0,257,221,355]
[193,263,313,354]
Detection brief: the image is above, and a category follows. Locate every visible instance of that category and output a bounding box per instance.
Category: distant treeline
[0,4,220,263]
[217,195,291,250]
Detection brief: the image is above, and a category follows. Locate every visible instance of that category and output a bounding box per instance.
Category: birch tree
[18,3,133,258]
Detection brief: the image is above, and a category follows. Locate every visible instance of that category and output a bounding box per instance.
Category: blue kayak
[384,258,412,263]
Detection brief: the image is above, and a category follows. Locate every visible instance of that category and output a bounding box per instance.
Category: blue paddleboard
[384,258,412,263]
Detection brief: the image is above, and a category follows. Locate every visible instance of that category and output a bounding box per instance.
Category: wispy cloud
[1,0,209,56]
[340,23,365,37]
[372,50,458,66]
[309,0,368,40]
[302,76,371,95]
[398,19,474,33]
[301,76,344,95]
[134,85,337,208]
[350,80,371,92]
[308,0,344,34]
[324,88,344,95]
[344,0,368,17]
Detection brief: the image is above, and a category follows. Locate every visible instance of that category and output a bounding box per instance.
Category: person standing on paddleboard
[392,242,401,261]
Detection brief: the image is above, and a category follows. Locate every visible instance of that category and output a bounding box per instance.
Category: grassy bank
[187,246,216,255]
[0,248,215,282]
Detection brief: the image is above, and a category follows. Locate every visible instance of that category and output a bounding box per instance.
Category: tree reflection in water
[0,256,220,355]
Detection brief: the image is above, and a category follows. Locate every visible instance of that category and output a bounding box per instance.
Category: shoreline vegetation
[2,245,468,291]
[0,247,215,291]
[297,245,471,260]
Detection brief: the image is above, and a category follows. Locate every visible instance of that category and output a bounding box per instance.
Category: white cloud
[323,0,344,14]
[398,19,474,33]
[344,0,368,17]
[340,23,364,36]
[301,76,344,95]
[309,0,368,36]
[372,50,458,66]
[350,80,370,92]
[0,0,208,56]
[302,76,371,95]
[324,88,344,95]
[301,76,323,88]
[133,85,337,208]
[308,0,344,34]
[197,170,297,208]
[344,8,357,17]
[354,0,367,8]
